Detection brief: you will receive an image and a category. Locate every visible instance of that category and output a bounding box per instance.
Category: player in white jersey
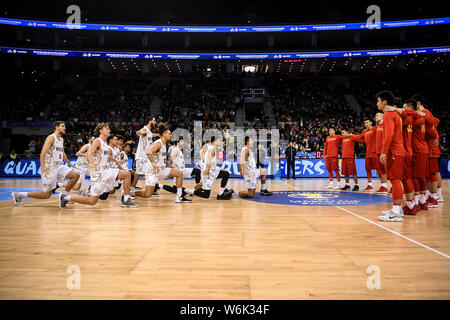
[132,117,160,196]
[12,121,80,205]
[134,123,191,203]
[239,136,273,198]
[59,123,137,208]
[120,140,136,174]
[157,137,202,195]
[101,134,126,197]
[72,136,95,195]
[183,136,233,200]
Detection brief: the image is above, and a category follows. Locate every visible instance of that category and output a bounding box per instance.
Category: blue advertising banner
[1,45,450,60]
[0,17,448,33]
[3,158,449,178]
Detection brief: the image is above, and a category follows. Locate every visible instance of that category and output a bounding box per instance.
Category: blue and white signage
[1,45,450,60]
[0,17,448,33]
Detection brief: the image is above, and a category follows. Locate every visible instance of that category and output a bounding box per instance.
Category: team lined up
[323,92,443,222]
[11,118,273,208]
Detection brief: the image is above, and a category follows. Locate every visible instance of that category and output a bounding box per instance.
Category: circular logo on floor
[242,190,391,206]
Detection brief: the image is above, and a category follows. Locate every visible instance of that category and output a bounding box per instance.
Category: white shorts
[90,168,119,197]
[244,169,261,190]
[136,158,150,175]
[172,167,194,184]
[201,167,221,191]
[41,165,73,192]
[145,167,172,187]
[75,165,89,184]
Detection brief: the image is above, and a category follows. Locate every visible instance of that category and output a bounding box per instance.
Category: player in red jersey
[350,119,378,192]
[376,91,405,222]
[339,129,359,191]
[389,100,426,215]
[323,128,343,189]
[374,113,388,193]
[427,123,444,203]
[411,94,440,207]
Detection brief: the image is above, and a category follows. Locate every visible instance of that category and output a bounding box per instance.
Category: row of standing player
[11,118,273,208]
[323,92,443,222]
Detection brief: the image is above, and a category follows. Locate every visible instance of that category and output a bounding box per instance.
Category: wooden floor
[0,178,449,299]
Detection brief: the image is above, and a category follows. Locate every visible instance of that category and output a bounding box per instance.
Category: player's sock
[392,205,402,216]
[419,193,427,204]
[184,188,194,195]
[431,193,438,200]
[261,183,266,190]
[381,183,387,188]
[414,194,420,205]
[124,195,130,202]
[65,195,71,201]
[407,200,415,210]
[177,188,182,198]
[368,182,373,186]
[219,187,224,195]
[17,192,28,197]
[130,187,135,195]
[437,187,442,198]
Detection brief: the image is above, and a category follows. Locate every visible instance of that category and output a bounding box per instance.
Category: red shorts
[404,155,413,180]
[365,156,378,171]
[341,158,357,176]
[413,153,429,178]
[326,157,339,172]
[376,154,386,174]
[429,158,440,175]
[386,154,405,181]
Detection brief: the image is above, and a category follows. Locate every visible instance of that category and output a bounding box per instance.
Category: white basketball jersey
[75,143,90,168]
[241,146,256,173]
[153,139,167,168]
[120,151,129,170]
[136,126,153,160]
[171,147,185,170]
[204,145,217,172]
[44,133,64,169]
[92,138,110,172]
[112,147,121,168]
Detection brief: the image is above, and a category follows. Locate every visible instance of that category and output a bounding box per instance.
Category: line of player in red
[323,92,442,222]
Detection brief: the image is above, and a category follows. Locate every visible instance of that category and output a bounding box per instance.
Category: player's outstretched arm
[63,152,76,169]
[87,139,100,171]
[75,144,89,157]
[40,135,54,175]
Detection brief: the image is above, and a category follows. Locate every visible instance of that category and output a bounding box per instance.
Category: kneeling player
[72,136,95,196]
[134,123,191,203]
[239,137,273,198]
[158,137,202,195]
[59,123,137,208]
[185,136,233,200]
[12,121,79,206]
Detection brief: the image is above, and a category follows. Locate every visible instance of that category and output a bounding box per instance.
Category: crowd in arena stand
[1,69,448,160]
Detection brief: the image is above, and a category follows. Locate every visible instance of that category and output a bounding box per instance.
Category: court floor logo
[243,190,391,206]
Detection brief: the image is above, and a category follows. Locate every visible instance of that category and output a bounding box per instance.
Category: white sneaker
[325,182,334,189]
[438,196,444,202]
[333,184,341,190]
[175,196,192,203]
[379,211,403,222]
[11,192,24,206]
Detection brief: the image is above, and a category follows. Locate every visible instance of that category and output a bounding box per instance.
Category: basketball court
[1,177,449,299]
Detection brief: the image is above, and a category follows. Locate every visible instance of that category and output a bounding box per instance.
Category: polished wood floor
[0,178,449,299]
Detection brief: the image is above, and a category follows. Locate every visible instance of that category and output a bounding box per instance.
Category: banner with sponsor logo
[1,17,449,32]
[3,158,449,178]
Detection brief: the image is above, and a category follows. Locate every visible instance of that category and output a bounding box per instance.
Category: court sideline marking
[280,180,450,260]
